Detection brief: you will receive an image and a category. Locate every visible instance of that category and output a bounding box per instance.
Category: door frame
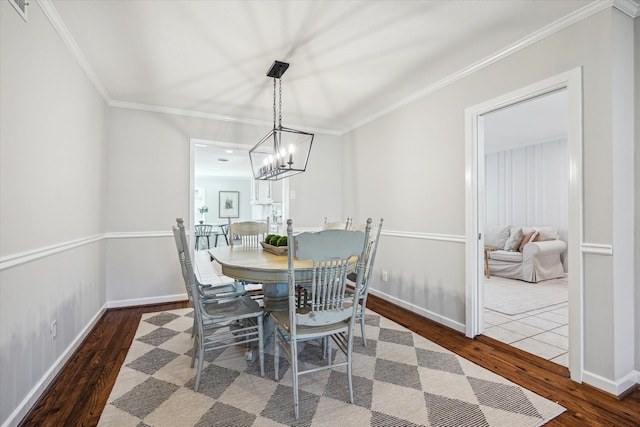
[464,68,584,382]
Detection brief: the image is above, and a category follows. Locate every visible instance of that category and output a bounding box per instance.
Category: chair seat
[201,296,262,319]
[271,310,350,337]
[200,281,246,300]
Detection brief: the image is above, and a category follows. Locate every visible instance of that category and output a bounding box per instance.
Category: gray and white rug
[98,308,565,426]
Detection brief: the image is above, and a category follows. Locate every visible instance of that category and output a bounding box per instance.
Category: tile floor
[483,277,568,367]
[195,249,569,367]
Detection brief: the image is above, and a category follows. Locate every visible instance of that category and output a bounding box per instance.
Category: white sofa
[484,225,566,283]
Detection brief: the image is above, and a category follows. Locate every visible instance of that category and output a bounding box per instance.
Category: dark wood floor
[20,296,640,426]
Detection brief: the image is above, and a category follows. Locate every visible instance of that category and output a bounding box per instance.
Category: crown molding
[613,0,640,17]
[108,101,342,136]
[39,0,628,136]
[343,0,614,133]
[37,0,111,104]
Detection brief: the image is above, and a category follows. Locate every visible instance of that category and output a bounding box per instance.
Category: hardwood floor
[20,297,639,426]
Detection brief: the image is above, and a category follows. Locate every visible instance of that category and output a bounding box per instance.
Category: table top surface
[208,246,310,271]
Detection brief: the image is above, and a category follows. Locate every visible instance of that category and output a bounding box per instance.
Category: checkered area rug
[98,308,565,426]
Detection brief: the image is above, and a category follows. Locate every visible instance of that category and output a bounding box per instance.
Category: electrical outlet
[382,271,388,282]
[290,190,296,199]
[50,320,57,341]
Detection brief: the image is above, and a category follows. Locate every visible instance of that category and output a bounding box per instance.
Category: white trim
[344,1,609,133]
[36,0,111,104]
[465,68,584,383]
[368,288,465,333]
[0,229,463,272]
[1,304,107,427]
[0,234,104,270]
[581,243,614,255]
[110,101,341,136]
[38,0,615,136]
[106,293,188,309]
[382,231,465,244]
[613,0,640,18]
[582,369,640,396]
[104,231,173,239]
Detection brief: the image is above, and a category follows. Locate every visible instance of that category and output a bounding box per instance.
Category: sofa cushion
[485,225,510,249]
[503,228,524,251]
[537,227,558,241]
[489,250,523,262]
[519,230,539,252]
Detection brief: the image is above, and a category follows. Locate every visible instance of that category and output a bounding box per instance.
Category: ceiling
[50,0,599,136]
[46,0,606,177]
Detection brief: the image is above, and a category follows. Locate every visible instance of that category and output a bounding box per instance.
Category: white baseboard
[107,293,188,308]
[2,304,107,427]
[368,288,466,333]
[582,369,640,396]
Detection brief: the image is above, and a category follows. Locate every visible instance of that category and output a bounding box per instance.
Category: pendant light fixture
[249,61,314,180]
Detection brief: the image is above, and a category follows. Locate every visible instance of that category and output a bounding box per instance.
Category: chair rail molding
[581,243,613,256]
[0,234,104,271]
[0,231,182,271]
[382,230,465,244]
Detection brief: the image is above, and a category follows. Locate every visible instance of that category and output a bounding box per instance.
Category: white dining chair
[228,219,270,298]
[174,218,264,391]
[323,216,352,230]
[347,217,383,346]
[273,218,371,419]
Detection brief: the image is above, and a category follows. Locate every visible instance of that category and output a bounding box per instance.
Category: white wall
[343,8,636,393]
[104,107,343,305]
[195,176,252,223]
[0,3,107,426]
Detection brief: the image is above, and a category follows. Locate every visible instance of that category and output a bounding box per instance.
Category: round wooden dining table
[207,245,314,312]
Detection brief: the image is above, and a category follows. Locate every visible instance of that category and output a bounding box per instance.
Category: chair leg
[360,304,367,347]
[195,348,205,392]
[347,341,354,404]
[190,334,198,368]
[291,341,299,420]
[258,314,265,377]
[206,236,210,249]
[274,330,280,381]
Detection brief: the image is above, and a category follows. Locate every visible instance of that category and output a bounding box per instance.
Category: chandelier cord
[278,78,282,127]
[272,78,277,130]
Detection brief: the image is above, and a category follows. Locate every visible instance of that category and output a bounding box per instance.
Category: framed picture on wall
[219,191,239,218]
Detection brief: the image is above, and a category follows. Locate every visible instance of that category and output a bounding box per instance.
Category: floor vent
[10,0,28,22]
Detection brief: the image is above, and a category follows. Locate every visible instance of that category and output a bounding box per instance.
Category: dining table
[208,245,316,312]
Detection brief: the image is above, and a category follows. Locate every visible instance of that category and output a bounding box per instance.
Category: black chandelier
[249,61,314,180]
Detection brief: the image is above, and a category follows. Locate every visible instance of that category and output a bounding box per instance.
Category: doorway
[464,68,584,383]
[481,90,569,366]
[189,138,289,243]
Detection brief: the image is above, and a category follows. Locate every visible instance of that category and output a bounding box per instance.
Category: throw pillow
[504,228,524,251]
[484,225,510,249]
[537,227,558,241]
[519,230,536,252]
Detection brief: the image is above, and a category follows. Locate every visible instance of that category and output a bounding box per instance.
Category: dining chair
[346,217,384,346]
[323,216,352,230]
[173,219,247,334]
[229,219,270,298]
[212,223,229,247]
[228,219,269,247]
[273,218,371,419]
[174,218,264,391]
[194,224,213,250]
